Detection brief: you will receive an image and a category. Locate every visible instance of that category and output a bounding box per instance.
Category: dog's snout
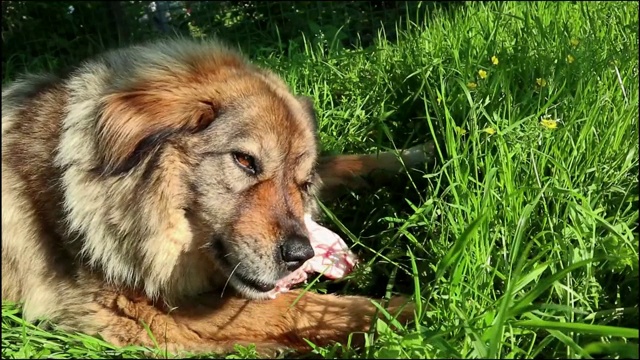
[280,234,314,271]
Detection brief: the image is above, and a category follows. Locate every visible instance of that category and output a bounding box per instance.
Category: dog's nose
[280,234,315,271]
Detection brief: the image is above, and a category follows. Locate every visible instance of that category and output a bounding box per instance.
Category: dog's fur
[2,39,427,356]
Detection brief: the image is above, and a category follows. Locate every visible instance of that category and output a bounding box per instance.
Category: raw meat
[267,214,358,298]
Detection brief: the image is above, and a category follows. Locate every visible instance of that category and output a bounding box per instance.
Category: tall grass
[2,1,638,359]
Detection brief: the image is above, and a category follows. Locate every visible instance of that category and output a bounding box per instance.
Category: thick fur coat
[1,39,425,355]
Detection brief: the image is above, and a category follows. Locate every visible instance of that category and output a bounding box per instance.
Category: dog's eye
[232,152,257,174]
[300,180,314,193]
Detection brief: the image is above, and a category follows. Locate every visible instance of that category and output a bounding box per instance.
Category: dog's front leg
[102,290,413,356]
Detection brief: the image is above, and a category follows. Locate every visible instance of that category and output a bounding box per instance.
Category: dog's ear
[95,90,217,175]
[297,96,318,132]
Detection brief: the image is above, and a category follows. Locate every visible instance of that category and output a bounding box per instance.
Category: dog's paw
[399,142,437,168]
[384,296,416,326]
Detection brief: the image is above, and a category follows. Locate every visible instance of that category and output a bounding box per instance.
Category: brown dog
[1,39,428,356]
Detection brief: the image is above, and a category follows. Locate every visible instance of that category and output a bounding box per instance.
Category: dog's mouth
[213,215,359,299]
[233,273,276,293]
[210,245,276,295]
[210,240,279,296]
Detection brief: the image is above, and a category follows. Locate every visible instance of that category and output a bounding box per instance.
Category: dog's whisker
[220,261,242,298]
[199,238,243,251]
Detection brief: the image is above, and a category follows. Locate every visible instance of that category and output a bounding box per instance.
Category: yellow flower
[483,127,496,135]
[570,38,580,47]
[567,54,575,64]
[478,69,488,79]
[536,78,547,87]
[467,82,478,90]
[455,126,467,135]
[540,115,558,130]
[491,55,499,65]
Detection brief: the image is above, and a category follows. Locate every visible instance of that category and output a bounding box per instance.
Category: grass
[2,1,639,359]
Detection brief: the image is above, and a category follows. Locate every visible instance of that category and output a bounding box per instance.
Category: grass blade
[434,212,488,281]
[513,319,639,338]
[509,257,607,316]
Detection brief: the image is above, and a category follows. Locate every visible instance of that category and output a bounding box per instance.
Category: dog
[2,38,429,356]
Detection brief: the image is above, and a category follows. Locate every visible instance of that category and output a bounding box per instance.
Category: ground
[2,2,638,359]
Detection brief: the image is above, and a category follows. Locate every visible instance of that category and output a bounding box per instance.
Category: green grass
[2,1,639,359]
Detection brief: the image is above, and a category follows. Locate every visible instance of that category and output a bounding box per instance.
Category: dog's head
[190,92,320,298]
[88,40,321,300]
